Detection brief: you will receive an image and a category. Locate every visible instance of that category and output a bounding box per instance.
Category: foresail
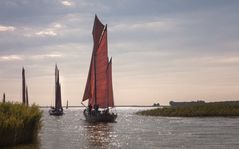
[82,57,93,102]
[82,55,96,106]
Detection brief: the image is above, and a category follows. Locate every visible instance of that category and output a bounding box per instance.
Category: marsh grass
[0,102,42,147]
[136,101,239,117]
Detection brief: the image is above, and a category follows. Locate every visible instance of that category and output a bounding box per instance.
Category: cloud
[0,53,62,62]
[53,23,62,28]
[110,20,176,32]
[30,53,63,60]
[0,55,23,61]
[36,30,57,37]
[34,23,63,37]
[61,1,72,6]
[0,25,16,32]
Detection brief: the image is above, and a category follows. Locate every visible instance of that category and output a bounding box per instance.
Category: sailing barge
[82,15,117,122]
[49,65,63,116]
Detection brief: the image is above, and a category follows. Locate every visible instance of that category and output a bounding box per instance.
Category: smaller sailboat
[49,65,63,116]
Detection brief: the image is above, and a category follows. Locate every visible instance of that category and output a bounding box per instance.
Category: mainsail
[82,15,114,108]
[55,65,62,110]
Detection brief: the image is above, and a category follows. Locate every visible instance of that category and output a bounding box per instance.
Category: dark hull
[49,108,63,116]
[83,109,117,123]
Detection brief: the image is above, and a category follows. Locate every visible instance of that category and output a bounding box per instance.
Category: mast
[22,67,26,104]
[26,86,29,106]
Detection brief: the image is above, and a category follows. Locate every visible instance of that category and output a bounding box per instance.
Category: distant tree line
[169,100,205,107]
[153,103,160,107]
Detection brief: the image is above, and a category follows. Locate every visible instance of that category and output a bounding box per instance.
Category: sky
[0,0,239,106]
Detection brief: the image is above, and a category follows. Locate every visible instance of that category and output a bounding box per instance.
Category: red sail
[82,55,96,107]
[92,15,105,49]
[88,56,96,106]
[82,16,115,109]
[107,58,114,107]
[82,15,104,105]
[82,57,94,102]
[95,27,108,108]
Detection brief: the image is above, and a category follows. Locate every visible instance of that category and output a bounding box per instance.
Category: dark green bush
[0,102,42,147]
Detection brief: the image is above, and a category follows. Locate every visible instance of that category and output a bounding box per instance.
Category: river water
[6,107,239,149]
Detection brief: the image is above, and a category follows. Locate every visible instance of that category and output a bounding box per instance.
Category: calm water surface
[7,107,239,149]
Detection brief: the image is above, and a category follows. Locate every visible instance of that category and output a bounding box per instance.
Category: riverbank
[0,102,42,147]
[136,101,239,117]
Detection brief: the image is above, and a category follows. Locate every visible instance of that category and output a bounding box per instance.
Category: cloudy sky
[0,0,239,106]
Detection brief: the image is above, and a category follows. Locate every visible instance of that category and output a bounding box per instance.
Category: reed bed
[136,101,239,117]
[0,102,42,147]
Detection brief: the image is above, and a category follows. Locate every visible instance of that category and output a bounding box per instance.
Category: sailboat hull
[83,109,117,123]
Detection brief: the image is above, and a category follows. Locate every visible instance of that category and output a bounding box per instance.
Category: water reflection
[84,122,118,149]
[49,116,64,149]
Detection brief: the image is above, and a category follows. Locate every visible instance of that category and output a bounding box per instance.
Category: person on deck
[94,104,99,112]
[88,104,92,113]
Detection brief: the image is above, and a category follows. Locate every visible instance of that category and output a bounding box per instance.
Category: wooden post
[3,93,5,103]
[22,67,26,104]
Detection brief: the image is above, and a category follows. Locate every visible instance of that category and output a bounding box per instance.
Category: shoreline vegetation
[39,105,155,108]
[0,102,42,147]
[136,101,239,117]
